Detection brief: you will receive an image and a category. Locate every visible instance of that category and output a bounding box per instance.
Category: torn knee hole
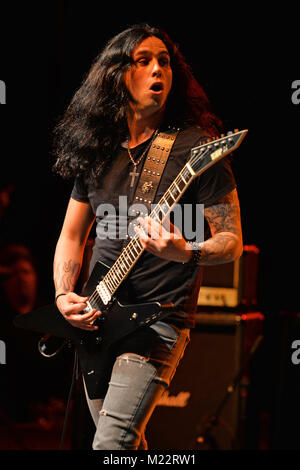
[117,353,149,367]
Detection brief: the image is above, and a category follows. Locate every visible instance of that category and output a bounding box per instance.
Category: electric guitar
[15,129,248,398]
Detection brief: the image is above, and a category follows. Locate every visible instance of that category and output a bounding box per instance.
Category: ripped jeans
[83,321,190,450]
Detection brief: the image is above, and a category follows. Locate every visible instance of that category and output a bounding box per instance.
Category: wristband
[55,293,67,305]
[188,242,204,265]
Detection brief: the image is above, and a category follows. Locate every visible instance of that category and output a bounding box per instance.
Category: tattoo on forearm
[54,259,80,293]
[200,232,240,265]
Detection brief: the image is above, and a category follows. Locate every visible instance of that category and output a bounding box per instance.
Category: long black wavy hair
[52,24,223,182]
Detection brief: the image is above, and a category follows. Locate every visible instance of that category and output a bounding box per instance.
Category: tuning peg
[220,133,225,138]
[234,128,239,133]
[227,131,233,135]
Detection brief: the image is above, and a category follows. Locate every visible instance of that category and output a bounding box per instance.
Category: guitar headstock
[189,129,248,175]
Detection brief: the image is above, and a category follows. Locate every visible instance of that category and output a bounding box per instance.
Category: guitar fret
[114,259,126,277]
[108,278,118,292]
[106,270,123,292]
[120,259,127,271]
[111,269,122,290]
[156,202,168,220]
[152,211,161,223]
[169,186,179,201]
[182,170,191,182]
[184,163,195,178]
[104,275,113,290]
[108,274,119,291]
[129,243,138,258]
[125,246,135,263]
[176,175,186,191]
[114,260,124,280]
[103,278,114,295]
[110,263,123,283]
[120,254,130,270]
[166,189,176,203]
[110,268,122,284]
[174,181,181,193]
[161,196,171,209]
[135,238,143,251]
[180,172,187,184]
[131,240,141,255]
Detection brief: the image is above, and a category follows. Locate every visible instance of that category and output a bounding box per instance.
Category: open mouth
[150,82,164,93]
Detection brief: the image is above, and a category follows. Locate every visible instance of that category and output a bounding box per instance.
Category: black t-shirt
[71,126,236,328]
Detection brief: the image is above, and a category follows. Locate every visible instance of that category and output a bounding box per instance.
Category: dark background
[0,1,299,450]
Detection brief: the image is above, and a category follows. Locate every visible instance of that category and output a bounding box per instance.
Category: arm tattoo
[204,189,242,237]
[54,259,80,293]
[199,189,243,265]
[199,232,240,264]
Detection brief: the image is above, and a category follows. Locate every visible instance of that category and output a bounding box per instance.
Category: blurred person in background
[0,244,71,449]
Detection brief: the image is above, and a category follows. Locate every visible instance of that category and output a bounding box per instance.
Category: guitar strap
[129,128,180,220]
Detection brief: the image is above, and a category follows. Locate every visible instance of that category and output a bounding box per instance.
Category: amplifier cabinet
[147,312,264,450]
[198,245,259,308]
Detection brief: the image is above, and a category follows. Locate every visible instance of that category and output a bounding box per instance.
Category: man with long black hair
[52,24,243,450]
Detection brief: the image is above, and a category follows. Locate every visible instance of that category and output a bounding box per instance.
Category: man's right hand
[56,292,101,331]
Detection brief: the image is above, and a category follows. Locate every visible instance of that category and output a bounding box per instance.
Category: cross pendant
[129,169,139,188]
